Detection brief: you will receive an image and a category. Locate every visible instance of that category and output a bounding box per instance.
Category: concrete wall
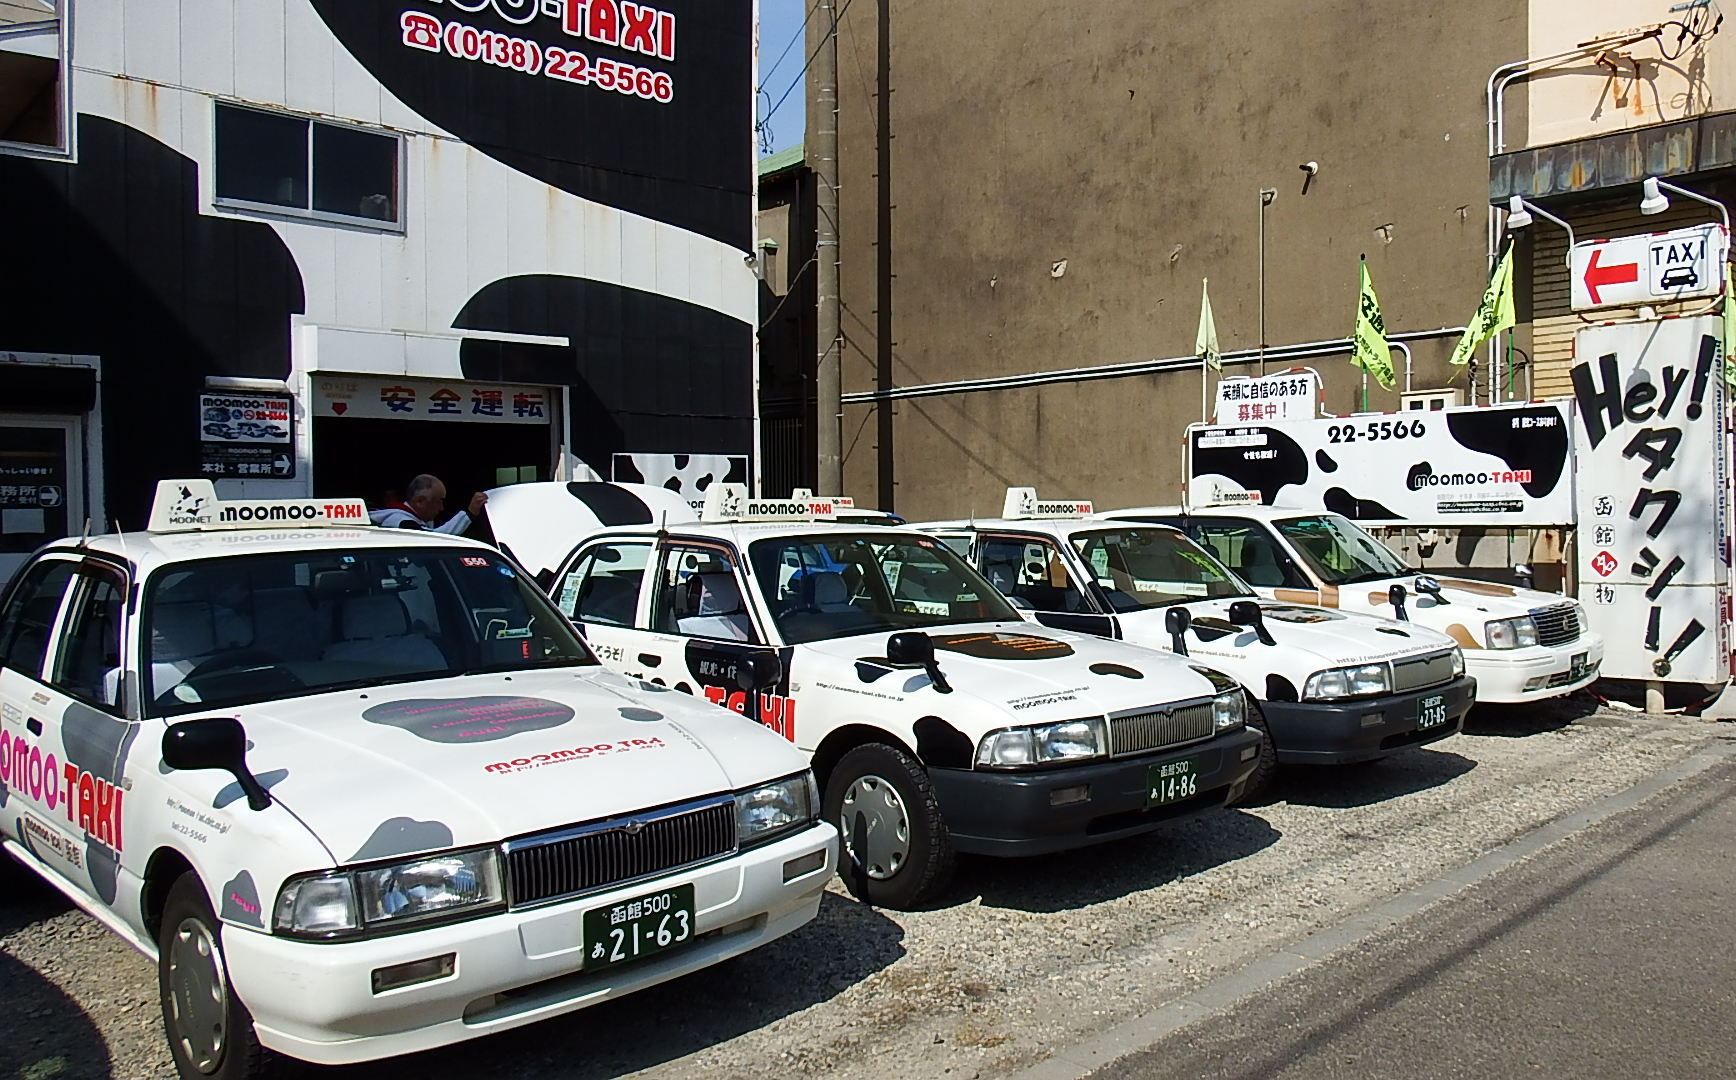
[829,0,1526,520]
[1521,0,1735,150]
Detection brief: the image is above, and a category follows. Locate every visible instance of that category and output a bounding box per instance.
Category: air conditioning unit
[1402,389,1462,411]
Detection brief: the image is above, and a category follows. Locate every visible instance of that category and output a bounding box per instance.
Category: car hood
[485,481,698,578]
[211,668,804,865]
[794,620,1231,732]
[1339,575,1574,644]
[1118,599,1457,676]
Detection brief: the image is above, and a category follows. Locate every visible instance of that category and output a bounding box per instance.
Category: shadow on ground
[0,946,113,1079]
[1275,747,1478,810]
[1463,692,1600,737]
[312,893,904,1079]
[0,855,75,937]
[962,809,1281,914]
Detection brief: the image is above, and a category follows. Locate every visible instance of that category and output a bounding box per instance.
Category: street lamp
[1639,176,1731,233]
[1258,187,1277,375]
[1503,195,1574,263]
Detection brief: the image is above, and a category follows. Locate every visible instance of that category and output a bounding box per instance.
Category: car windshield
[1274,514,1410,585]
[748,533,1018,644]
[1068,527,1251,610]
[144,547,594,717]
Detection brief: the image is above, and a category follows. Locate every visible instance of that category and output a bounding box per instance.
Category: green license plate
[1146,757,1201,808]
[583,884,696,970]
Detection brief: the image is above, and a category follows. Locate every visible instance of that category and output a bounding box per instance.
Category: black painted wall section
[0,115,305,530]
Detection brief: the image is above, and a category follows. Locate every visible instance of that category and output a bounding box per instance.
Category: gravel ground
[0,698,1724,1080]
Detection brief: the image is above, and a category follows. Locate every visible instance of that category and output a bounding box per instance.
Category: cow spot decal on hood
[220,871,265,927]
[363,696,576,743]
[351,817,456,862]
[1089,662,1144,679]
[932,632,1075,661]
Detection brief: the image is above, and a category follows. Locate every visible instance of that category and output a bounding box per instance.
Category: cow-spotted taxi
[495,483,1263,909]
[0,481,834,1079]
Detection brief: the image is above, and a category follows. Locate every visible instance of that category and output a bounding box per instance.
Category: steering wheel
[183,648,283,680]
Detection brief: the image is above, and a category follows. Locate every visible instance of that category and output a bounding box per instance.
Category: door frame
[0,413,89,587]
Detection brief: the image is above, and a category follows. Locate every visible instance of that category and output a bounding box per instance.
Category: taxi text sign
[1569,225,1728,311]
[1186,401,1575,526]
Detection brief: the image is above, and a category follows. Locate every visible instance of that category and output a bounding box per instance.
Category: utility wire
[757,0,856,136]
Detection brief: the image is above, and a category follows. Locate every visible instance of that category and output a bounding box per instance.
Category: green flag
[1724,267,1735,389]
[1450,246,1516,367]
[1196,278,1222,371]
[1352,258,1394,389]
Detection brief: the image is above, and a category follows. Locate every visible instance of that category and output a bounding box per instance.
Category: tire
[1233,719,1279,806]
[823,742,955,909]
[157,874,277,1080]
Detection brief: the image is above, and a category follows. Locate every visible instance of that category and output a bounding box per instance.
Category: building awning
[1489,111,1736,205]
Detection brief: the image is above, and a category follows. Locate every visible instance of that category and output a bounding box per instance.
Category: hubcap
[840,773,912,880]
[167,917,229,1075]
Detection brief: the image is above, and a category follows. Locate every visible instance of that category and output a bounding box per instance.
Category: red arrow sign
[1583,247,1639,305]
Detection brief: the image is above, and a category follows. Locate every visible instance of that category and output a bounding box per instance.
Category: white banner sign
[1187,400,1576,526]
[1212,370,1319,424]
[1569,224,1728,311]
[1572,316,1729,683]
[312,375,553,424]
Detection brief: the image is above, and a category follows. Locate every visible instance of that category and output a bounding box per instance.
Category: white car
[492,484,1263,910]
[918,490,1474,795]
[0,481,834,1078]
[1105,505,1604,703]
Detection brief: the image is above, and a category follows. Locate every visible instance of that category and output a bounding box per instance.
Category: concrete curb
[1007,737,1736,1080]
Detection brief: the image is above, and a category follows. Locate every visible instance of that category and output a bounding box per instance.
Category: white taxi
[0,481,833,1078]
[919,490,1474,795]
[1105,504,1604,703]
[492,484,1263,910]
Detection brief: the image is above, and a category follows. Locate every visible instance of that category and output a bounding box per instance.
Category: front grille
[505,796,736,908]
[1392,650,1457,692]
[1531,602,1581,647]
[1108,700,1215,757]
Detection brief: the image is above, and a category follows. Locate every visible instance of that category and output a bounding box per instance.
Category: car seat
[149,600,219,701]
[1237,533,1284,587]
[322,594,447,673]
[677,573,755,641]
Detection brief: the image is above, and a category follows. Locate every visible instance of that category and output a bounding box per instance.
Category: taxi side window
[1190,522,1308,589]
[557,543,651,626]
[52,568,126,712]
[652,545,758,643]
[935,534,973,559]
[977,537,1090,613]
[0,559,77,680]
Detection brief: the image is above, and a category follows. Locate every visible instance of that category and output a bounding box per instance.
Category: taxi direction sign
[1570,224,1728,311]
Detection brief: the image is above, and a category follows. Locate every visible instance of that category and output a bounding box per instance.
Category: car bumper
[926,727,1263,857]
[1466,634,1605,703]
[1259,675,1477,764]
[223,823,836,1066]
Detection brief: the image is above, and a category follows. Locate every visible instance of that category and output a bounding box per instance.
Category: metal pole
[814,0,843,494]
[1258,188,1276,376]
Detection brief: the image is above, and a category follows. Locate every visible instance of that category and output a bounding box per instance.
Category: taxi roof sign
[791,488,856,509]
[701,483,839,522]
[147,479,371,533]
[1003,487,1094,520]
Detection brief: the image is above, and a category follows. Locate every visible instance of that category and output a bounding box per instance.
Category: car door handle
[637,654,662,668]
[26,718,42,735]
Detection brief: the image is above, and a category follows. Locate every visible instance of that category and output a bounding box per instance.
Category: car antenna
[79,516,91,546]
[655,510,668,543]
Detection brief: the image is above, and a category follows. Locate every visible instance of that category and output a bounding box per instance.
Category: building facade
[756,142,818,496]
[0,0,757,580]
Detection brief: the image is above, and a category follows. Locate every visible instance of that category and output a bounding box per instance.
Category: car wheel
[1233,719,1279,806]
[158,874,276,1080]
[823,742,955,909]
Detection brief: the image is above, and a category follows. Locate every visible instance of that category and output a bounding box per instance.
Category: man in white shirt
[369,474,486,534]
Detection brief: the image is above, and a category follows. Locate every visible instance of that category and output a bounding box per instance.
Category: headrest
[693,573,744,616]
[341,595,411,640]
[152,601,216,662]
[809,572,850,607]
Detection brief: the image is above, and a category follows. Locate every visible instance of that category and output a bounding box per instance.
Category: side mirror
[1414,575,1447,604]
[1227,600,1276,646]
[887,631,952,694]
[734,652,783,693]
[1388,583,1409,621]
[1164,606,1192,656]
[162,718,272,811]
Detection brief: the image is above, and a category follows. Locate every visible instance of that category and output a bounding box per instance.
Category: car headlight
[1303,663,1392,701]
[975,717,1108,769]
[736,771,819,847]
[1449,647,1465,678]
[1212,691,1245,732]
[275,847,504,939]
[1485,616,1538,649]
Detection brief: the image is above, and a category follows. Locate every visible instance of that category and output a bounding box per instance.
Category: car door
[975,532,1120,639]
[0,555,79,853]
[549,538,655,672]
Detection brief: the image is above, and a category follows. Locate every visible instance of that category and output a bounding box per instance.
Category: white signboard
[1212,370,1319,424]
[1572,316,1729,683]
[1186,401,1576,526]
[199,392,296,479]
[312,375,553,424]
[1569,224,1728,311]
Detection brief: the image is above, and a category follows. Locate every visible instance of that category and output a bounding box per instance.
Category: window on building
[214,102,402,229]
[0,0,68,154]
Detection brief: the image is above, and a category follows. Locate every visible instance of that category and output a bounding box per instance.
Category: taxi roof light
[1002,487,1094,520]
[700,483,840,523]
[146,479,371,534]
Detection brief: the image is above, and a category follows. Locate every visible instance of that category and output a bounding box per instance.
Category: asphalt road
[1093,752,1736,1080]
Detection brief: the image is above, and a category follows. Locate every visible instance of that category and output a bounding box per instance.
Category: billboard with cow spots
[1185,401,1576,526]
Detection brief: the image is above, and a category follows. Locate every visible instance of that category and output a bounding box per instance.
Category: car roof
[1104,504,1313,522]
[57,525,490,574]
[570,521,941,546]
[916,517,1188,538]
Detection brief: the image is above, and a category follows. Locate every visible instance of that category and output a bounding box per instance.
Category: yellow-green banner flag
[1450,246,1516,367]
[1724,267,1735,389]
[1352,259,1395,389]
[1197,278,1222,371]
